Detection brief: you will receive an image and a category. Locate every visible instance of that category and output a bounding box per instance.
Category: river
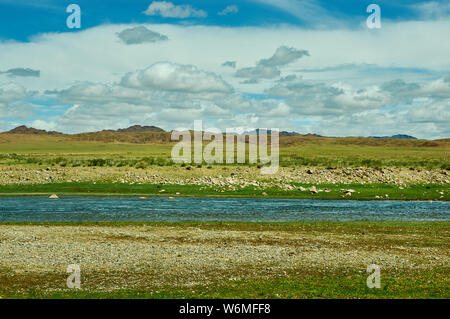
[0,196,448,222]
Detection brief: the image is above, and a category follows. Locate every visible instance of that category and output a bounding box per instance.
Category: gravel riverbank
[1,166,448,189]
[0,223,448,295]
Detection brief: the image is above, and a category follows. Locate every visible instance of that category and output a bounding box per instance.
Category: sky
[0,0,449,138]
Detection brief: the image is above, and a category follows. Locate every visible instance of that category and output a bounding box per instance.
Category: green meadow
[0,133,449,169]
[0,182,448,201]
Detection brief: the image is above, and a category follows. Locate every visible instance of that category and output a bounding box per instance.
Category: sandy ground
[0,223,448,292]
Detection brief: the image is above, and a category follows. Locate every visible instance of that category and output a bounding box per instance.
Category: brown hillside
[104,125,165,133]
[5,125,62,135]
[0,126,448,148]
[70,131,172,144]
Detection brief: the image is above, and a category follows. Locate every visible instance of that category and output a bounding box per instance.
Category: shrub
[135,161,148,169]
[88,158,107,167]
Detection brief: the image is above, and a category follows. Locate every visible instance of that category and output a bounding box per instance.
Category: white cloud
[406,99,449,124]
[30,119,57,131]
[411,1,450,20]
[121,62,232,93]
[312,100,450,139]
[0,20,449,138]
[222,61,236,68]
[259,46,309,67]
[235,46,309,80]
[277,74,298,82]
[143,1,207,18]
[419,77,450,98]
[235,65,280,79]
[1,21,449,93]
[0,102,34,119]
[381,77,450,103]
[1,68,40,77]
[117,26,168,44]
[218,5,239,16]
[0,83,33,103]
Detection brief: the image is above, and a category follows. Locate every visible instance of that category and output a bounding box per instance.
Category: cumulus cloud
[240,78,260,84]
[276,74,298,82]
[0,83,33,103]
[406,99,449,126]
[117,26,168,44]
[312,99,450,139]
[235,65,280,79]
[381,77,450,103]
[121,62,232,93]
[0,83,37,120]
[418,77,450,98]
[143,1,207,18]
[222,61,236,68]
[235,46,308,80]
[0,102,34,119]
[218,5,239,16]
[266,80,391,115]
[259,46,309,67]
[265,74,450,122]
[0,22,449,138]
[1,68,40,78]
[29,119,57,131]
[266,81,343,115]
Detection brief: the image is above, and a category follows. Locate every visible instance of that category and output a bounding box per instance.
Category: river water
[0,196,448,222]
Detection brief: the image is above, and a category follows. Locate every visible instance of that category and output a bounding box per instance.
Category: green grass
[2,268,448,299]
[280,146,450,169]
[0,136,448,169]
[0,182,448,200]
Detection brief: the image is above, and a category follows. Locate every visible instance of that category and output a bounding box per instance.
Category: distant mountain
[5,125,61,135]
[303,133,323,138]
[237,129,308,136]
[280,131,301,136]
[103,125,165,133]
[369,134,417,140]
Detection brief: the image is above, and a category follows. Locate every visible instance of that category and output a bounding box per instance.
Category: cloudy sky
[0,0,449,138]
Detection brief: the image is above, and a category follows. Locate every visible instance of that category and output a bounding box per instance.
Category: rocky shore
[0,166,448,191]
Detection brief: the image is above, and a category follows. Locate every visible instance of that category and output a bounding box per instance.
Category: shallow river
[0,196,448,222]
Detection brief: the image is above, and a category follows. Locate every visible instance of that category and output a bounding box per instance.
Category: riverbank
[0,182,448,200]
[0,165,448,200]
[1,165,448,186]
[0,221,448,299]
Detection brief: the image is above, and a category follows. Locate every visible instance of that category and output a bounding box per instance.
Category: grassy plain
[0,133,449,169]
[0,133,448,199]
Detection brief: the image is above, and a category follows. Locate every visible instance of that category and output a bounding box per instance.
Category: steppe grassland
[0,134,449,169]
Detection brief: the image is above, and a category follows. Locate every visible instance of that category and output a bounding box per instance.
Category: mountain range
[2,125,419,140]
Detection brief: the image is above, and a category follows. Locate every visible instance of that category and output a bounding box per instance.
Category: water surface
[0,196,448,222]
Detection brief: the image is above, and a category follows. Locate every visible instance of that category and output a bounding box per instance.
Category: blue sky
[0,0,449,138]
[0,0,446,40]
